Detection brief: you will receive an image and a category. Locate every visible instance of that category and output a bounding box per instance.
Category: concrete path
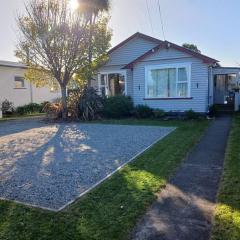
[131,116,232,240]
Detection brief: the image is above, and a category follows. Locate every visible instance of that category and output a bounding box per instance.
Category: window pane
[100,87,106,96]
[14,77,24,88]
[178,68,188,82]
[168,68,176,97]
[177,83,188,97]
[100,74,106,85]
[148,69,168,97]
[108,73,125,96]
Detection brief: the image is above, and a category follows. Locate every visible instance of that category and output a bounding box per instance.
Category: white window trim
[145,63,192,99]
[14,76,26,89]
[98,70,127,96]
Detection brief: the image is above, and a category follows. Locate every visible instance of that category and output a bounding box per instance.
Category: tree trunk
[87,16,94,88]
[61,85,68,120]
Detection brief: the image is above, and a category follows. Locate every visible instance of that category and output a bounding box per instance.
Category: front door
[214,74,235,105]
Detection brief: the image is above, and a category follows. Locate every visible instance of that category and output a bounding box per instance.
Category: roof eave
[123,41,219,69]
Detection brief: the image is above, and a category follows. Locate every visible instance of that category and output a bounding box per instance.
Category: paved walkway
[131,116,232,240]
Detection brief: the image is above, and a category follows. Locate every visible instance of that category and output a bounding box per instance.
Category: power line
[157,0,166,40]
[145,0,154,35]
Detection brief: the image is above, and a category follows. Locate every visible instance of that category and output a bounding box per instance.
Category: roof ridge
[108,32,163,54]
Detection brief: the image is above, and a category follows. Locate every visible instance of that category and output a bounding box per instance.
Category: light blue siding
[132,48,210,113]
[105,37,158,66]
[98,36,159,98]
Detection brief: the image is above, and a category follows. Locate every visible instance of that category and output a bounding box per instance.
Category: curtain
[147,67,188,98]
[177,68,188,97]
[168,68,176,97]
[149,69,168,97]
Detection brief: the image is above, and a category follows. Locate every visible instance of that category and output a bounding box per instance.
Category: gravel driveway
[0,119,175,211]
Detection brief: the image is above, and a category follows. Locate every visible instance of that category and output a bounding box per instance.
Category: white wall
[0,66,61,108]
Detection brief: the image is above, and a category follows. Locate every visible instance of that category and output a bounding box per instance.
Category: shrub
[208,105,218,117]
[153,109,166,119]
[16,103,42,115]
[43,102,62,120]
[40,101,50,112]
[1,99,14,115]
[79,87,104,121]
[185,109,199,120]
[134,105,153,119]
[67,91,81,120]
[103,96,134,119]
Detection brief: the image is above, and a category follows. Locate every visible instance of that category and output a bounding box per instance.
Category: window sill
[144,97,193,100]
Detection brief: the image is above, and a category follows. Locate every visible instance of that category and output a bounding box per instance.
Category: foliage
[208,104,218,118]
[15,103,43,115]
[24,66,59,89]
[16,0,111,119]
[185,109,199,120]
[78,0,110,18]
[211,114,240,240]
[0,119,208,240]
[78,0,111,86]
[67,90,81,120]
[103,96,134,118]
[134,105,154,119]
[79,87,104,121]
[43,102,62,120]
[182,43,201,53]
[1,99,14,114]
[153,109,166,119]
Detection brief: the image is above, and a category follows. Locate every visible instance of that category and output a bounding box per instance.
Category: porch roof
[213,67,240,75]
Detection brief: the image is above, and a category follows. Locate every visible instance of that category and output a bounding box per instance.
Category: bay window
[145,63,191,98]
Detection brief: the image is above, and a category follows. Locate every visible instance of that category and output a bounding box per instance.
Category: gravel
[0,120,175,211]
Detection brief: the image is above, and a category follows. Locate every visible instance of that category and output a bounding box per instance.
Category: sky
[1,0,240,66]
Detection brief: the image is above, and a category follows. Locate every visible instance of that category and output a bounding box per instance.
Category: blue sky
[1,0,240,66]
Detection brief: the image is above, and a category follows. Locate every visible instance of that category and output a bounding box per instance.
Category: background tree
[182,43,201,53]
[75,15,111,86]
[16,0,89,119]
[78,0,110,86]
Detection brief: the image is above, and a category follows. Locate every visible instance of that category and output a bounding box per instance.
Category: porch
[212,67,240,112]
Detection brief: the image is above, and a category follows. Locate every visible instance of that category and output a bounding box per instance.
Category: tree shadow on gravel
[0,120,211,240]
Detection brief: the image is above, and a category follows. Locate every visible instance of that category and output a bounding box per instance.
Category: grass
[211,114,240,240]
[0,119,209,240]
[0,113,45,121]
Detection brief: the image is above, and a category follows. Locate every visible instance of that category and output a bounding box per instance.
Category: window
[98,72,126,97]
[145,64,191,98]
[14,76,25,89]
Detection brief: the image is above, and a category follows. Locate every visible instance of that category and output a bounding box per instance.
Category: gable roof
[0,60,27,69]
[123,40,219,69]
[108,32,163,54]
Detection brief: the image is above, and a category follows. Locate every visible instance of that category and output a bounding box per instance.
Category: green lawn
[211,114,240,240]
[0,113,45,121]
[0,119,208,240]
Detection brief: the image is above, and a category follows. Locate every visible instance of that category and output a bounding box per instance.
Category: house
[97,32,240,113]
[0,60,61,108]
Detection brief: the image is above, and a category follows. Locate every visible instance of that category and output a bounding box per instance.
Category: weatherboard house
[96,32,240,113]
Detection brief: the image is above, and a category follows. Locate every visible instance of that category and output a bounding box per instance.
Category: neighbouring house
[0,60,61,107]
[96,32,240,113]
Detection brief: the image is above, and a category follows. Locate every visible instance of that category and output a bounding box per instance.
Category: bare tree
[16,0,89,119]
